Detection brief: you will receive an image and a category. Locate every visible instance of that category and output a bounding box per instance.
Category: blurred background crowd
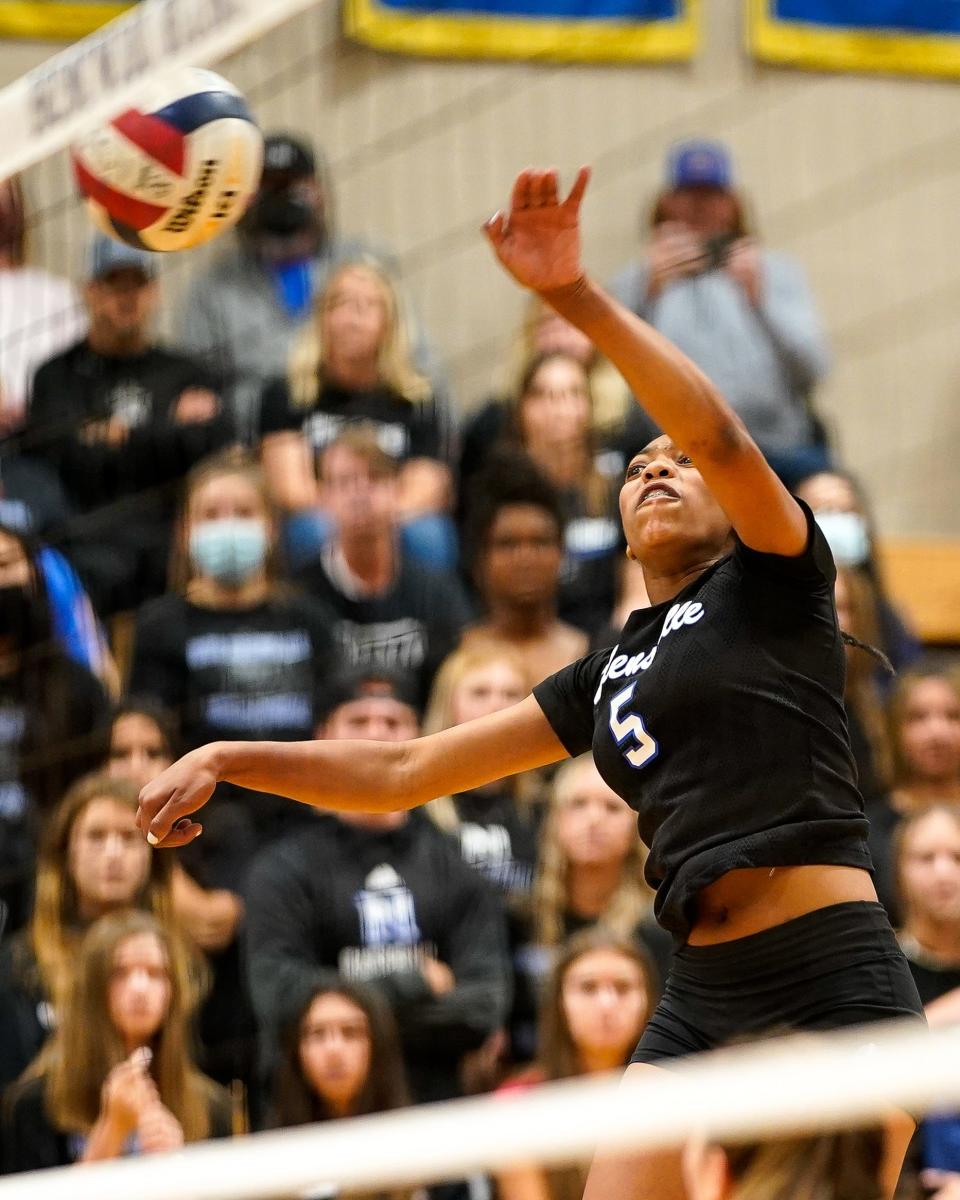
[0,132,957,1199]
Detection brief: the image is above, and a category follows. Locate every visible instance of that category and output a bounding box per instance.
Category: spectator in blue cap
[609,138,832,486]
[24,234,234,618]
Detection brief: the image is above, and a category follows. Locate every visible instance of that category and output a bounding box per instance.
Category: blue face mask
[190,519,269,586]
[814,510,870,567]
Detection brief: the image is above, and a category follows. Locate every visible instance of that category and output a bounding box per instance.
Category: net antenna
[0,0,323,178]
[0,1019,953,1200]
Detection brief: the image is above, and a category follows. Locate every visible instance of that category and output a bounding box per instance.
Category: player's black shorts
[631,901,925,1065]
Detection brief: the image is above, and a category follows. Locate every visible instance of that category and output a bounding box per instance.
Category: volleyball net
[0,1017,956,1199]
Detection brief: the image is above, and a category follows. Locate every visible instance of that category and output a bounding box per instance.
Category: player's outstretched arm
[483,167,807,558]
[137,694,568,848]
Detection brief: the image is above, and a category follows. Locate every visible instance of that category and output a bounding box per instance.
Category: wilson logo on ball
[71,67,263,254]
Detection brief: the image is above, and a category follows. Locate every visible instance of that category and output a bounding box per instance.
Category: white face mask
[814,510,870,567]
[189,518,269,586]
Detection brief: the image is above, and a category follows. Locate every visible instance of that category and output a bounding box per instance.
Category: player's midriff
[687,864,878,946]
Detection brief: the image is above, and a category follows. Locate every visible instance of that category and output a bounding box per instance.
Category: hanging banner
[0,2,138,40]
[748,0,960,79]
[345,0,699,64]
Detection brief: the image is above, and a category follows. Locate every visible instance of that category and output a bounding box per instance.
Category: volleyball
[70,67,263,253]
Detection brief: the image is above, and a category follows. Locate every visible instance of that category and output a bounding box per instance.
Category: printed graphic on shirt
[304,410,410,461]
[459,823,533,895]
[185,630,314,736]
[104,380,152,428]
[0,704,27,820]
[333,617,427,673]
[593,599,705,705]
[564,516,620,560]
[340,863,434,981]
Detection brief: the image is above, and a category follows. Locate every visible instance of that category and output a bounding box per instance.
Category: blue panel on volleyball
[153,91,254,136]
[772,1,960,34]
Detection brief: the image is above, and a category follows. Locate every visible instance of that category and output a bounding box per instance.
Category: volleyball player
[138,169,923,1198]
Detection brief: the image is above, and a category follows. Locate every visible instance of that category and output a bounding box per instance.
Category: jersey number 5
[608,681,659,769]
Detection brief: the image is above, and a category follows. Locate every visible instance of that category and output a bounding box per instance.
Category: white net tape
[0,0,324,179]
[0,1019,953,1200]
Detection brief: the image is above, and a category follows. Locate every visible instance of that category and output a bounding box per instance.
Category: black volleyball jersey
[533,500,871,941]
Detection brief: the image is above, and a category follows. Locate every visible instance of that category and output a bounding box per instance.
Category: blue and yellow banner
[748,0,960,79]
[345,0,698,63]
[0,1,135,40]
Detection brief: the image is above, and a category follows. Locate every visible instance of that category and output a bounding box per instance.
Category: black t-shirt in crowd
[259,376,453,465]
[556,473,625,638]
[295,551,472,703]
[27,340,232,516]
[533,500,871,941]
[1,1072,233,1173]
[898,936,960,1008]
[129,592,339,749]
[450,788,540,903]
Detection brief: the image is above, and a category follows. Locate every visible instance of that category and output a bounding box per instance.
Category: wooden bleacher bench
[877,538,960,645]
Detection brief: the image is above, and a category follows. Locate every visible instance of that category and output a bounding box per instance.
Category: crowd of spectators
[0,134,957,1197]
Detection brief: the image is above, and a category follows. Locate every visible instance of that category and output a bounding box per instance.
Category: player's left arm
[483,168,808,558]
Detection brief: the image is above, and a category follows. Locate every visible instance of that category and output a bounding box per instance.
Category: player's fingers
[510,169,534,215]
[482,211,507,246]
[563,165,591,211]
[142,790,201,844]
[539,169,560,207]
[526,169,550,208]
[149,818,203,850]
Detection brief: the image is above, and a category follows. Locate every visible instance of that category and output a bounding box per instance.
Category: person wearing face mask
[179,134,442,442]
[24,235,233,618]
[795,469,921,678]
[0,523,109,935]
[128,452,339,842]
[128,453,340,1115]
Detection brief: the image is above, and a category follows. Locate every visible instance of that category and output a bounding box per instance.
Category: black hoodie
[244,810,511,1104]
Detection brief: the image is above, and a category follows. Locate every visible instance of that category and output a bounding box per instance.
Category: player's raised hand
[137,745,219,847]
[483,167,590,294]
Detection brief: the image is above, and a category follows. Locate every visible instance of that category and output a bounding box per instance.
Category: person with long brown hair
[138,168,924,1199]
[272,982,424,1200]
[503,351,625,635]
[682,1125,885,1200]
[508,754,664,1064]
[2,909,231,1172]
[259,259,456,570]
[888,669,960,814]
[129,450,339,847]
[0,773,172,1090]
[423,644,540,903]
[273,980,411,1125]
[129,450,342,1115]
[496,928,655,1200]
